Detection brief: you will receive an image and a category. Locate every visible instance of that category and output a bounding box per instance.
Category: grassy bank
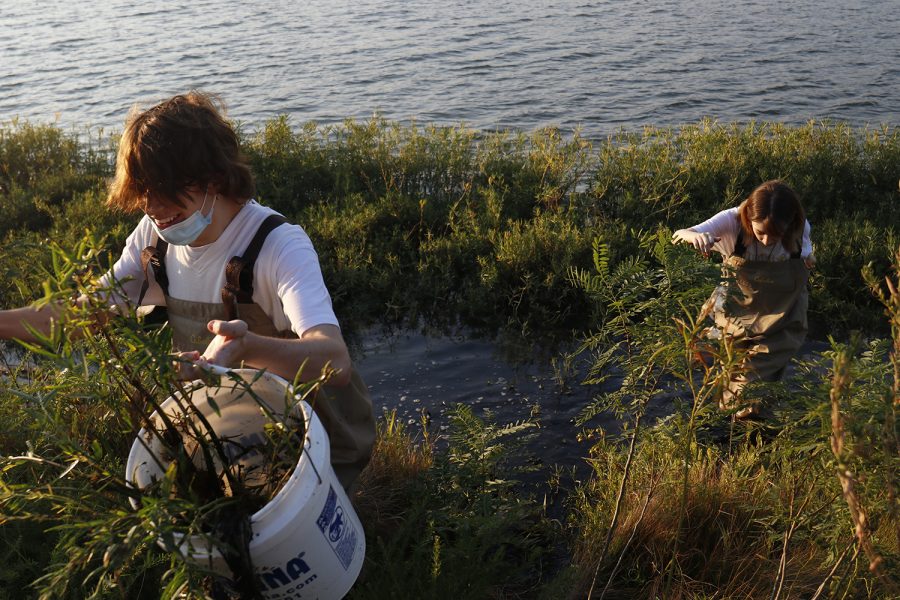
[2,117,898,337]
[1,117,898,598]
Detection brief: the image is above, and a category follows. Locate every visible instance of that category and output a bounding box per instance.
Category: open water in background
[1,0,898,138]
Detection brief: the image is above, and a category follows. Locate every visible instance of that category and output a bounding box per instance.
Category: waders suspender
[139,239,169,304]
[221,214,288,320]
[138,214,288,319]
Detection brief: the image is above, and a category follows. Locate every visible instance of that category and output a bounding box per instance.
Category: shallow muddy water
[352,328,833,486]
[352,328,602,480]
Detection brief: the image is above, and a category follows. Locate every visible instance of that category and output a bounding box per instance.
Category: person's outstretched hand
[672,229,720,256]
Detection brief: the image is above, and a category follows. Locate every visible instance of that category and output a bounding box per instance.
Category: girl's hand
[673,229,720,256]
[804,255,816,269]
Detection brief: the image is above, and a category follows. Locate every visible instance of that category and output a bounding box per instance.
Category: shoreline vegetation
[1,117,898,598]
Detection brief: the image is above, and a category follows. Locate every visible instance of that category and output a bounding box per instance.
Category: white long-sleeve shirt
[691,207,813,261]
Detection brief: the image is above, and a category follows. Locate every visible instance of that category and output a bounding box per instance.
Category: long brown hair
[106,91,255,212]
[738,180,805,252]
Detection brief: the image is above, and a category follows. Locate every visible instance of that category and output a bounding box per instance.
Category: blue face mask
[151,190,216,246]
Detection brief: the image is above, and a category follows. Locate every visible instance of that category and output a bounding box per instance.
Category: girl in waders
[673,180,815,419]
[0,92,375,491]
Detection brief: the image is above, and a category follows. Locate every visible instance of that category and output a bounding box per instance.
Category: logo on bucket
[255,551,317,595]
[315,486,358,570]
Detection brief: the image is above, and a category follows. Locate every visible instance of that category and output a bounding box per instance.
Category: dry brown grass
[351,410,434,537]
[570,446,830,600]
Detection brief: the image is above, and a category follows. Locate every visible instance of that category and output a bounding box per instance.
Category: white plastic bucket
[125,368,365,599]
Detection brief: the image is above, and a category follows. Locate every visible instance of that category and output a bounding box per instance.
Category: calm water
[2,0,898,138]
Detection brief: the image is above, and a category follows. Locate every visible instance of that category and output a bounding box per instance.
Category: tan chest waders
[139,215,375,490]
[709,232,809,411]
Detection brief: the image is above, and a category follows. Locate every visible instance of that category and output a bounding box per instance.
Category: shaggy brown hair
[106,91,254,212]
[738,180,805,253]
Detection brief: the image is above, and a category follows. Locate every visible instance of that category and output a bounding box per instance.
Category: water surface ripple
[2,1,897,137]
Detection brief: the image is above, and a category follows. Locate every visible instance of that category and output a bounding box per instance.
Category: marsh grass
[564,233,900,599]
[568,437,834,600]
[348,405,550,600]
[0,235,552,599]
[352,409,435,539]
[1,117,897,337]
[0,121,112,238]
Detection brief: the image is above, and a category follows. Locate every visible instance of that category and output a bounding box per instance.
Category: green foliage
[584,120,900,337]
[279,121,601,336]
[258,117,897,339]
[567,431,839,599]
[587,120,899,225]
[2,115,900,598]
[568,227,724,424]
[0,235,553,599]
[0,236,322,599]
[0,120,112,237]
[0,521,57,600]
[2,117,898,340]
[0,122,128,307]
[351,405,549,600]
[245,116,489,215]
[809,217,897,334]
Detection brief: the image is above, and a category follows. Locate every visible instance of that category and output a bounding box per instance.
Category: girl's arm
[0,297,116,344]
[801,220,815,268]
[672,208,739,256]
[182,223,353,385]
[189,320,352,386]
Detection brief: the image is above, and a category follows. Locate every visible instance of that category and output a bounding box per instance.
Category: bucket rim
[124,368,326,552]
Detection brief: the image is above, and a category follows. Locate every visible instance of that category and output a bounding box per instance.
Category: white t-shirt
[100,201,339,336]
[691,207,813,261]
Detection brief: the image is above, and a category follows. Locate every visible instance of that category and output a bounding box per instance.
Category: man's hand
[171,319,251,380]
[200,319,250,369]
[173,320,352,385]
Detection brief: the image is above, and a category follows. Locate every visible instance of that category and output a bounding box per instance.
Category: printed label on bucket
[315,485,358,570]
[255,551,317,597]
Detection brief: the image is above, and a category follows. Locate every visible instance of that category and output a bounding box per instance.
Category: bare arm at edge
[0,298,117,345]
[0,304,62,343]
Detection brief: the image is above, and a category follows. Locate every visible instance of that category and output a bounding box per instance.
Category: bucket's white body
[125,369,365,600]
